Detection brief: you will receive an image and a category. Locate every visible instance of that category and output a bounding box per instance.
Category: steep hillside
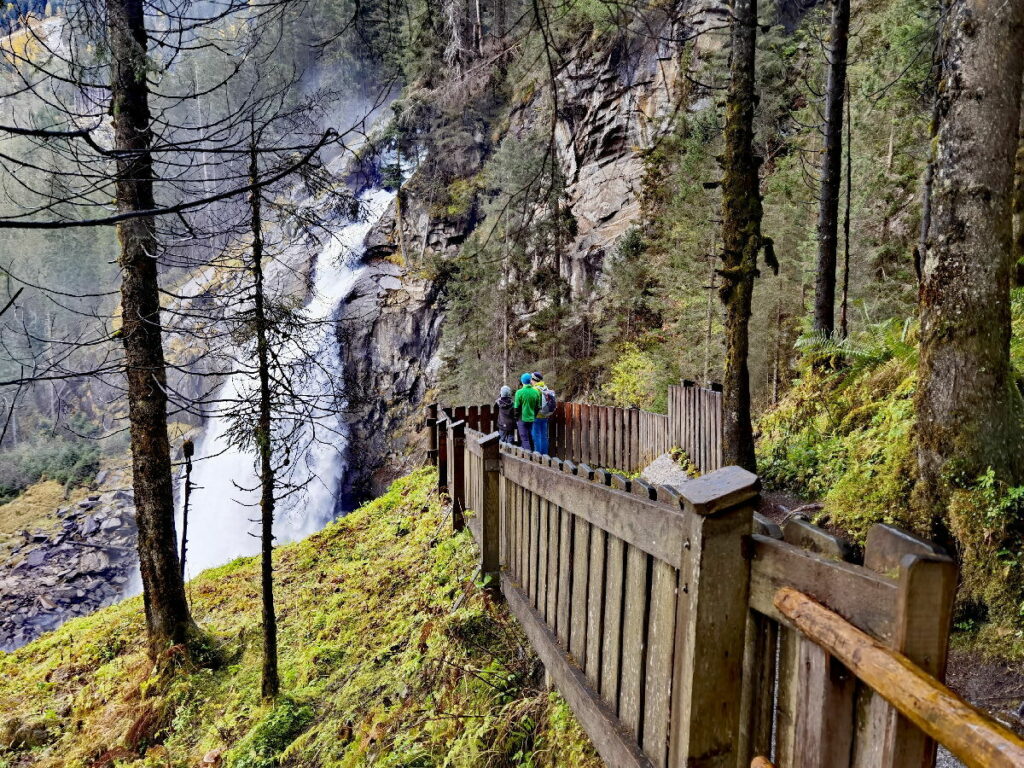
[0,469,600,768]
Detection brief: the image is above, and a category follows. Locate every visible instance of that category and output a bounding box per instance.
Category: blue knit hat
[520,373,532,385]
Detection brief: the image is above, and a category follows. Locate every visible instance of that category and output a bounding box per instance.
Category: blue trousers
[517,420,533,451]
[531,418,549,455]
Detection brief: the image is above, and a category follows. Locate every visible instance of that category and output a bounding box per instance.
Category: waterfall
[177,187,395,579]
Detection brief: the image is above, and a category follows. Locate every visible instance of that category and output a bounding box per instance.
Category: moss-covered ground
[757,300,1024,655]
[0,467,600,768]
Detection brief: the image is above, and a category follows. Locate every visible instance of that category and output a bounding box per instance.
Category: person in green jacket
[513,372,542,451]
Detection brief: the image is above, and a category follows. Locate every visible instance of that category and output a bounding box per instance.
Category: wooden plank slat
[616,408,626,471]
[504,582,655,768]
[547,498,559,624]
[570,515,591,666]
[601,534,626,710]
[574,402,582,464]
[581,404,592,467]
[737,612,778,764]
[775,625,799,767]
[792,637,856,768]
[586,527,607,687]
[630,408,640,474]
[515,483,525,592]
[557,506,573,646]
[749,535,899,642]
[528,489,539,607]
[501,453,690,567]
[642,558,677,766]
[538,497,549,620]
[619,544,649,740]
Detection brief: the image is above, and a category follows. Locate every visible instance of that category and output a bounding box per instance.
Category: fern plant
[794,317,917,373]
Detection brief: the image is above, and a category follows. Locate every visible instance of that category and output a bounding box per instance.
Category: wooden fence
[427,380,723,479]
[667,380,723,473]
[496,443,756,767]
[425,417,1024,768]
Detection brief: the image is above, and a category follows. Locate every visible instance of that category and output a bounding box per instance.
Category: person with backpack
[495,385,516,443]
[513,372,541,451]
[531,372,556,456]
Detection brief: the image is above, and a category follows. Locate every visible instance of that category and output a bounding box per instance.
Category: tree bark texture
[107,0,194,657]
[812,0,851,336]
[839,80,852,338]
[718,0,764,473]
[1014,111,1023,284]
[250,145,280,699]
[916,0,1024,526]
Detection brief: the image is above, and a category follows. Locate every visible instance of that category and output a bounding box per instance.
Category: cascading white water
[177,188,394,579]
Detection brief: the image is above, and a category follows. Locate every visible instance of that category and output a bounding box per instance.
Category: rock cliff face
[335,16,697,494]
[0,471,138,651]
[336,196,462,499]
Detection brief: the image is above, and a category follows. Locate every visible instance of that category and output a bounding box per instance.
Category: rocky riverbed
[0,485,139,652]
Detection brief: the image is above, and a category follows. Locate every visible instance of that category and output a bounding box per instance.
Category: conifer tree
[718,0,774,472]
[915,0,1024,556]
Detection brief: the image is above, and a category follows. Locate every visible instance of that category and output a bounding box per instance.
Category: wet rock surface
[0,483,139,652]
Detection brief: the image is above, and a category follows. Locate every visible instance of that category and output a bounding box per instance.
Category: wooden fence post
[425,403,439,466]
[478,433,501,586]
[437,415,449,494]
[859,524,957,768]
[668,467,759,768]
[448,420,466,530]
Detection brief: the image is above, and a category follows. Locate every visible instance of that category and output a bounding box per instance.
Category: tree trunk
[250,143,280,700]
[917,2,947,283]
[915,0,1024,535]
[107,0,194,657]
[1014,111,1023,286]
[812,0,851,336]
[718,0,765,473]
[839,81,852,339]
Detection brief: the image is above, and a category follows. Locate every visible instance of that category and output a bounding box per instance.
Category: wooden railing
[426,380,723,479]
[424,417,1024,768]
[742,516,962,767]
[496,443,757,767]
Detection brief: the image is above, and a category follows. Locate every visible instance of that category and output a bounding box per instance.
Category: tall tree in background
[812,0,850,336]
[719,0,773,472]
[106,0,195,655]
[248,137,279,699]
[1014,113,1023,283]
[915,0,1024,539]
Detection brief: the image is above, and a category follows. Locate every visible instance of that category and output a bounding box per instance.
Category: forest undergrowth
[758,290,1024,656]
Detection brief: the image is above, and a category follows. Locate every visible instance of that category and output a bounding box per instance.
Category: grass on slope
[0,481,72,557]
[0,467,601,768]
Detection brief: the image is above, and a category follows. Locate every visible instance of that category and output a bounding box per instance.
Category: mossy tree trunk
[107,0,195,657]
[249,141,280,699]
[812,0,850,337]
[915,0,1024,541]
[719,0,770,473]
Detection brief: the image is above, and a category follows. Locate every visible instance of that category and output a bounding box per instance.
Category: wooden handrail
[774,587,1024,768]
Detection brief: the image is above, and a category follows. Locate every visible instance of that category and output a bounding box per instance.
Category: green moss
[759,301,1024,654]
[0,468,601,768]
[758,346,924,539]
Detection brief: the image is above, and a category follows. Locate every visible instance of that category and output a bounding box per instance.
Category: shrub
[0,436,101,504]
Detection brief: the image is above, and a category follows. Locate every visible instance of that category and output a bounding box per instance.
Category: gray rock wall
[334,14,697,496]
